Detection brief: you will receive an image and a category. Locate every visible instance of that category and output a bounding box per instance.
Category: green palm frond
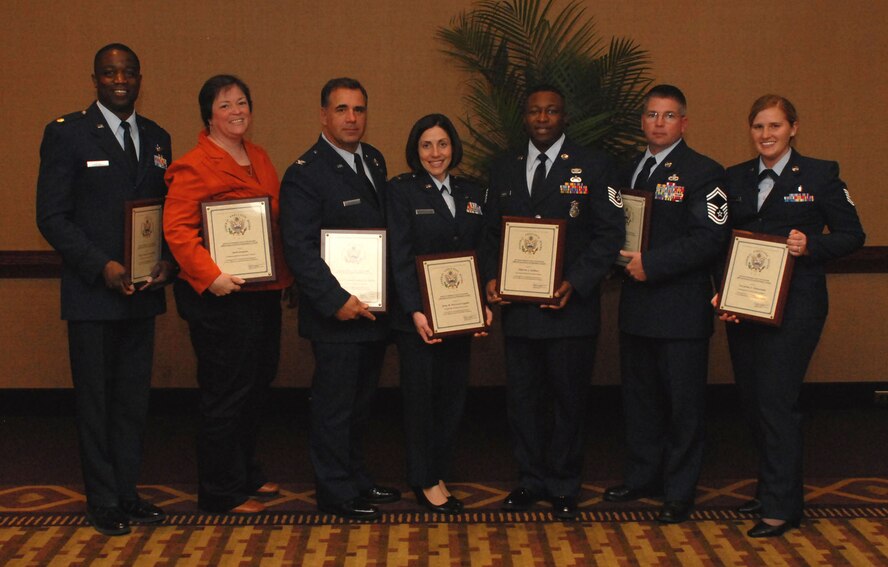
[437,0,653,182]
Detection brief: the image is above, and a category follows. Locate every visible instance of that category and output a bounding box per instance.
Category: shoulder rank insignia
[706,187,728,225]
[55,117,65,123]
[843,188,856,206]
[607,186,623,208]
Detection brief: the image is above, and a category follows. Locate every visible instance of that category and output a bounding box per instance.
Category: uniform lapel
[645,140,687,191]
[419,172,455,220]
[86,103,132,181]
[760,149,800,214]
[317,140,380,211]
[531,150,567,208]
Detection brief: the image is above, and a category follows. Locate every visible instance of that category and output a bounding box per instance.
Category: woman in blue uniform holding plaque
[164,75,293,514]
[387,114,491,514]
[719,95,864,537]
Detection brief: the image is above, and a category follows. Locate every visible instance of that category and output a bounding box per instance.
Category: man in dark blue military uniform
[36,43,172,535]
[483,85,625,519]
[604,85,729,524]
[279,78,400,521]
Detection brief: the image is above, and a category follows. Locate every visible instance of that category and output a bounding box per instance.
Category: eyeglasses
[643,111,682,123]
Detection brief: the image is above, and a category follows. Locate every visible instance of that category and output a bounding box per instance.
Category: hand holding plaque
[497,216,566,304]
[201,196,276,283]
[416,251,486,338]
[717,230,795,326]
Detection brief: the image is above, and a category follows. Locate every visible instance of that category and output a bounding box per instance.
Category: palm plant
[437,0,653,182]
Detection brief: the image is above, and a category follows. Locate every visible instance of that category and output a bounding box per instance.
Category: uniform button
[534,214,541,219]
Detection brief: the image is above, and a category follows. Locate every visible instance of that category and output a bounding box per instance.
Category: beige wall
[2,1,884,387]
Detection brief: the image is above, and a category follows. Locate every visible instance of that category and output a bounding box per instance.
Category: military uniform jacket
[725,150,865,320]
[387,171,487,332]
[618,140,728,339]
[280,136,389,342]
[36,102,172,321]
[482,137,625,338]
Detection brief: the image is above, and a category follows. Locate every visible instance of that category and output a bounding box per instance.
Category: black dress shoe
[502,487,540,511]
[86,505,131,536]
[747,518,800,538]
[413,488,462,515]
[737,498,762,514]
[120,499,165,524]
[360,485,401,504]
[549,496,578,520]
[319,497,381,521]
[603,484,660,503]
[657,501,692,524]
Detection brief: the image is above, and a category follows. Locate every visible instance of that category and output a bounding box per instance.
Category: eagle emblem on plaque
[746,250,770,272]
[440,268,463,289]
[225,214,250,236]
[519,233,542,255]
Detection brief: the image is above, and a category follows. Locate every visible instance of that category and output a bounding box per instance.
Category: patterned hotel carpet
[2,479,887,565]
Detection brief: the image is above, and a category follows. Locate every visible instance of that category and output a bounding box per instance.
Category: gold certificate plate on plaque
[616,188,652,267]
[416,251,487,338]
[321,229,387,313]
[498,216,566,304]
[124,198,163,284]
[718,230,795,326]
[201,196,276,283]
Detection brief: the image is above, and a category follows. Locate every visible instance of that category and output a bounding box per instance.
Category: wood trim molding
[1,247,886,278]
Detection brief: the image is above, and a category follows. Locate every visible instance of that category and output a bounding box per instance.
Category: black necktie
[354,153,376,193]
[441,184,455,217]
[530,154,547,196]
[121,121,138,178]
[633,156,656,189]
[758,169,777,182]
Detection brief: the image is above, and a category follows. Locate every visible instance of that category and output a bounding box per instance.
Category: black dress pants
[309,340,387,507]
[395,331,471,488]
[175,282,282,512]
[619,333,709,503]
[504,335,597,498]
[68,317,155,507]
[727,316,824,521]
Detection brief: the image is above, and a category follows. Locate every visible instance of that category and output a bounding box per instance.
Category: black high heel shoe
[413,487,462,514]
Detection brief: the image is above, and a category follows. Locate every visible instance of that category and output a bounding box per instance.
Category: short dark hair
[320,77,368,107]
[523,84,566,109]
[198,75,253,130]
[748,94,799,126]
[642,84,687,115]
[405,114,463,173]
[93,43,139,73]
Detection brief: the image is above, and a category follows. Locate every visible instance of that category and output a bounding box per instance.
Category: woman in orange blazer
[164,75,293,514]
